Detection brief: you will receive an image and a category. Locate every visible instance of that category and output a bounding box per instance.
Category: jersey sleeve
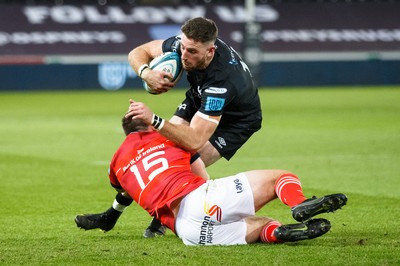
[199,84,234,117]
[162,36,182,55]
[108,162,122,190]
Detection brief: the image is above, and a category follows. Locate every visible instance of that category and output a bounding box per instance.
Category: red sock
[260,220,282,243]
[274,174,307,207]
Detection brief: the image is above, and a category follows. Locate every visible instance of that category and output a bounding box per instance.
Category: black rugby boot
[274,218,331,242]
[291,193,347,222]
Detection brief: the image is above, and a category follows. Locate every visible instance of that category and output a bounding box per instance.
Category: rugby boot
[274,218,331,242]
[75,208,121,232]
[291,193,347,222]
[143,217,167,238]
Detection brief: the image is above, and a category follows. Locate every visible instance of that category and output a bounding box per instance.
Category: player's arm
[108,169,133,215]
[128,40,163,73]
[126,100,220,151]
[159,111,220,151]
[113,188,132,200]
[190,153,210,180]
[128,40,174,93]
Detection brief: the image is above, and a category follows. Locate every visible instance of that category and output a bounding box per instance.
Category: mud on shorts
[175,173,255,246]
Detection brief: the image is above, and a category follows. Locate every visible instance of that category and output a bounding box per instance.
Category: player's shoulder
[162,35,182,54]
[215,38,239,61]
[212,39,243,72]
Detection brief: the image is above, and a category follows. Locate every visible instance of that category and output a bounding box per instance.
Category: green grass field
[1,86,399,265]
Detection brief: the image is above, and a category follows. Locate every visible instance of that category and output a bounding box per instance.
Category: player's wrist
[151,114,165,131]
[138,64,149,78]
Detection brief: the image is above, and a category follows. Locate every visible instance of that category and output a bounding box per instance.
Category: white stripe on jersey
[195,111,219,125]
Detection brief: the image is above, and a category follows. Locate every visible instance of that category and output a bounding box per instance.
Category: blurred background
[0,0,399,91]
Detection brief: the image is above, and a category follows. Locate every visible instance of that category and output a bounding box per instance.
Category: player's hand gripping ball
[143,52,183,94]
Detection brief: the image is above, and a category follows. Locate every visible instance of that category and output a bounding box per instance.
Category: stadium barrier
[0,2,399,90]
[1,56,400,91]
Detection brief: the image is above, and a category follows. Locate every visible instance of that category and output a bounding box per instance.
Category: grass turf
[1,86,399,265]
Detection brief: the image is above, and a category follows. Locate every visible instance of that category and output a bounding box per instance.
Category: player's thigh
[176,213,248,246]
[176,174,255,246]
[208,125,256,161]
[198,141,221,166]
[244,169,289,211]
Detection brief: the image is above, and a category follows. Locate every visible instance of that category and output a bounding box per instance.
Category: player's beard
[182,55,208,71]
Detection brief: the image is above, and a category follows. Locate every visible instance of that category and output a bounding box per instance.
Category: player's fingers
[129,101,143,110]
[125,104,141,118]
[124,111,133,118]
[160,87,170,93]
[161,84,172,90]
[125,108,136,117]
[164,72,174,81]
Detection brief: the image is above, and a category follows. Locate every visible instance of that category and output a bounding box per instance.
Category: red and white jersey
[109,131,206,233]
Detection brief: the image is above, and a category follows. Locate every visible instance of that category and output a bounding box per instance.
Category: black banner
[0,2,399,57]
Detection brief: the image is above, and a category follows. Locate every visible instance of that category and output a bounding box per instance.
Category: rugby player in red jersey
[75,103,347,246]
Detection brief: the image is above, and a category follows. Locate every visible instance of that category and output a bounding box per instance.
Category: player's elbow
[128,50,136,65]
[182,136,207,152]
[184,141,204,152]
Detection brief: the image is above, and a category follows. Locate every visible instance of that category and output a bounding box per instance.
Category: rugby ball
[143,52,183,94]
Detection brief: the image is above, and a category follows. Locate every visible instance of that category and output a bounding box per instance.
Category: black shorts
[174,98,262,160]
[208,123,260,160]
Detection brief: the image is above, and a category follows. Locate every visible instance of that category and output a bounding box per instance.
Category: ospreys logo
[177,103,187,111]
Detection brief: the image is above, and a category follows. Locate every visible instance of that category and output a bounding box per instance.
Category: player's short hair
[181,17,218,44]
[122,116,148,135]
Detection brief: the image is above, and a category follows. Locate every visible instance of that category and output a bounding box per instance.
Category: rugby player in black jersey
[129,17,262,167]
[76,17,263,238]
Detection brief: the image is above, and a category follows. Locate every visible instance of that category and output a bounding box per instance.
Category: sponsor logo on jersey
[199,215,215,245]
[204,97,225,111]
[204,203,222,222]
[177,103,187,111]
[234,178,244,193]
[199,203,222,245]
[204,87,227,94]
[214,137,226,149]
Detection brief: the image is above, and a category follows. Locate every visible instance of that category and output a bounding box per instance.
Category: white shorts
[175,173,255,246]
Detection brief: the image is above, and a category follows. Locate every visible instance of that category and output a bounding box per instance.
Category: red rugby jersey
[109,130,206,233]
